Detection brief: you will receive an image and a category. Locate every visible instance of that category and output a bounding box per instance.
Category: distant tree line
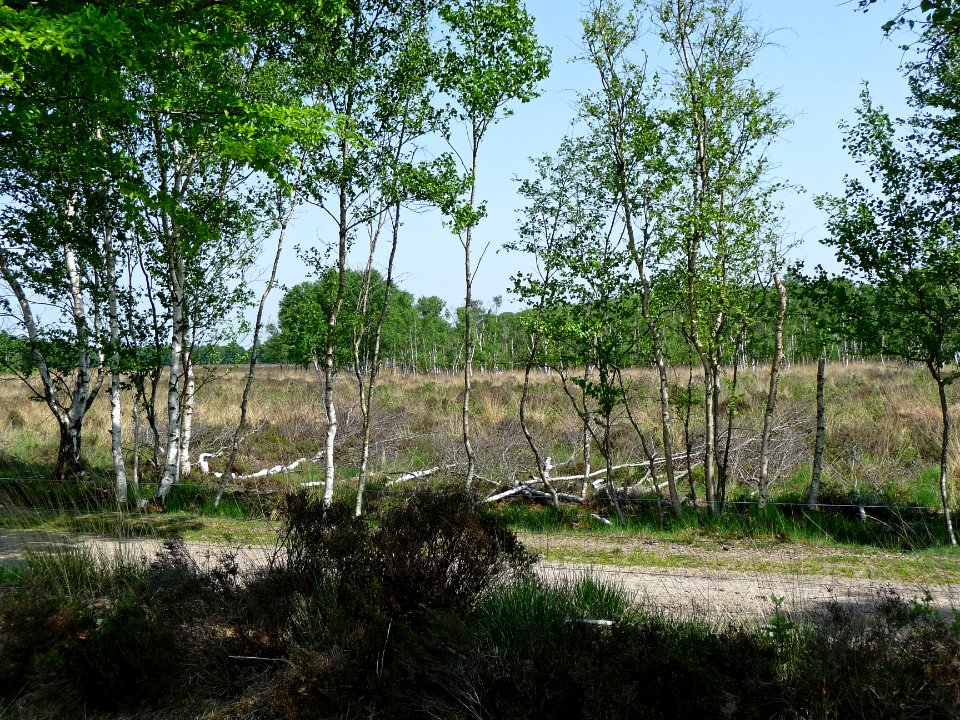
[256,270,892,376]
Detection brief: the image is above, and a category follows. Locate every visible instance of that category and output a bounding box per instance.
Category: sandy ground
[536,561,959,623]
[2,528,957,624]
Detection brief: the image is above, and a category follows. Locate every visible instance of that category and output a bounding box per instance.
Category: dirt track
[2,529,957,624]
[536,561,959,623]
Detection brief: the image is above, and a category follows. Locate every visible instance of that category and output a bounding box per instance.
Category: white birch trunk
[63,241,104,475]
[323,364,337,506]
[179,352,195,477]
[462,144,479,492]
[104,225,128,503]
[156,257,186,503]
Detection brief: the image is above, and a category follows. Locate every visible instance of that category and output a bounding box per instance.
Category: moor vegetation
[2,361,960,551]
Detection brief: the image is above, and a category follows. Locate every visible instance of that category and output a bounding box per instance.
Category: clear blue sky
[258,0,914,328]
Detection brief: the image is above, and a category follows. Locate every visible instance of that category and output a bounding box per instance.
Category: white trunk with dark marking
[179,354,195,477]
[63,245,89,468]
[581,366,592,500]
[156,257,186,503]
[323,361,337,506]
[462,145,479,492]
[320,135,351,507]
[104,225,128,502]
[935,374,957,546]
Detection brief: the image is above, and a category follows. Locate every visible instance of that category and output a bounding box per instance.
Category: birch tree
[757,273,787,508]
[657,0,789,510]
[346,10,458,516]
[512,139,642,524]
[295,0,442,506]
[438,0,550,492]
[131,2,331,505]
[0,6,133,484]
[818,84,960,545]
[578,0,683,514]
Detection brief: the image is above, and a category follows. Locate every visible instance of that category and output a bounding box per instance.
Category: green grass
[472,574,635,658]
[519,530,960,583]
[495,496,956,548]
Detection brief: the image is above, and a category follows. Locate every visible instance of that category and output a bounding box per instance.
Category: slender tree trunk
[684,359,697,507]
[602,414,625,525]
[719,342,741,510]
[519,333,560,510]
[711,359,722,503]
[155,256,186,504]
[807,351,827,508]
[60,242,102,480]
[104,226,128,503]
[352,222,380,516]
[323,367,338,505]
[935,372,957,545]
[322,140,351,508]
[131,397,143,507]
[625,203,680,514]
[355,202,400,517]
[462,145,479,492]
[653,334,681,514]
[700,357,716,511]
[758,273,787,508]
[581,363,592,499]
[179,345,195,477]
[215,182,299,509]
[54,422,83,481]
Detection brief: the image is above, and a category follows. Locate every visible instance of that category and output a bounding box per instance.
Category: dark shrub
[376,490,534,623]
[268,489,533,625]
[258,490,533,717]
[788,594,960,719]
[69,593,179,709]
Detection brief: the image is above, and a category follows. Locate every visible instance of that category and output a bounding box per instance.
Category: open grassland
[2,361,960,570]
[2,363,959,717]
[1,360,958,501]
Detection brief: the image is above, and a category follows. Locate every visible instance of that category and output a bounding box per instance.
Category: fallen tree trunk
[197,451,320,481]
[386,463,458,486]
[485,484,584,504]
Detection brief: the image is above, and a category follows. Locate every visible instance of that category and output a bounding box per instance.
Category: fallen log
[485,483,584,504]
[197,452,319,481]
[386,463,457,485]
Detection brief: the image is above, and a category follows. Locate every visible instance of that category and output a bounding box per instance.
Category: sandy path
[536,561,959,622]
[2,529,957,623]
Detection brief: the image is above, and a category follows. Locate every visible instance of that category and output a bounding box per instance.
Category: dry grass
[0,361,958,507]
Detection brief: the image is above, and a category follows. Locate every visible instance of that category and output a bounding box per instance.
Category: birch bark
[104,222,129,502]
